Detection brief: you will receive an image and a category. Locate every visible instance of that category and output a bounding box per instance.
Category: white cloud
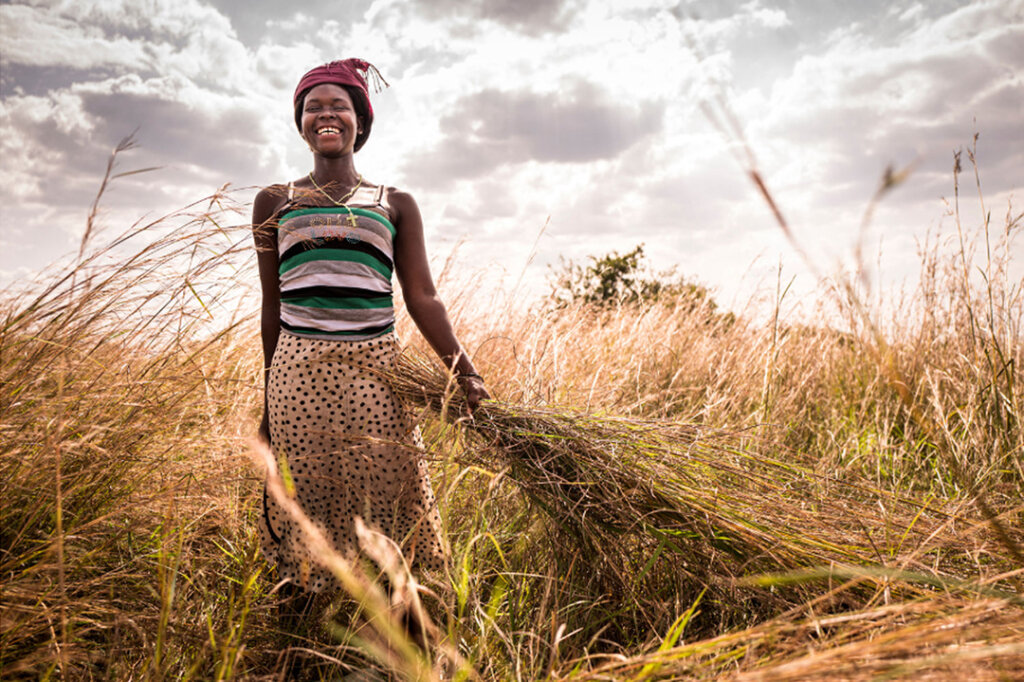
[0,0,1019,313]
[897,3,924,23]
[0,3,148,69]
[741,0,790,29]
[2,0,253,90]
[0,91,96,200]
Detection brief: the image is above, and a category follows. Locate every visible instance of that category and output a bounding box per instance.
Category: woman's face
[300,83,360,156]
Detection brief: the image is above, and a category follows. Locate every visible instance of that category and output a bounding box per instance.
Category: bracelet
[457,372,483,381]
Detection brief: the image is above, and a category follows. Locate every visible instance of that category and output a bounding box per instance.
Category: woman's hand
[458,375,491,414]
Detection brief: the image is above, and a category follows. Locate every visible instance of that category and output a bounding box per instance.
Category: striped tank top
[276,182,396,341]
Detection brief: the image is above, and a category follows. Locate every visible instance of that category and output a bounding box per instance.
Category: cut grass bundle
[558,594,1024,680]
[390,352,1010,625]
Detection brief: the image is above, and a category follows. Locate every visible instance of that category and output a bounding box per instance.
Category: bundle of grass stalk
[559,594,1024,680]
[389,351,996,623]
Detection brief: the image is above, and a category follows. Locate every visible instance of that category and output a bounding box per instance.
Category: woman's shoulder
[254,183,286,212]
[254,179,307,224]
[378,185,417,224]
[380,184,414,202]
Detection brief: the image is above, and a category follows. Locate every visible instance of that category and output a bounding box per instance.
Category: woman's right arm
[253,187,281,445]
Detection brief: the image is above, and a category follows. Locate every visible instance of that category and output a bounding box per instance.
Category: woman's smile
[313,125,346,147]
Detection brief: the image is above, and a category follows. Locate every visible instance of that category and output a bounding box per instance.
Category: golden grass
[0,141,1021,679]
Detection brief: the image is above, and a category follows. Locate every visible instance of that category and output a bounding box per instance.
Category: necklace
[308,172,362,206]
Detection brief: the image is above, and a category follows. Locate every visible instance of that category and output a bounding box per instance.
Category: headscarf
[293,59,388,152]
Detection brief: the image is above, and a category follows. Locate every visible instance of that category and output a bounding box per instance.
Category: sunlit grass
[0,139,1020,679]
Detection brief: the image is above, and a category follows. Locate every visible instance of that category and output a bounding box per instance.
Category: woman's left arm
[391,188,491,412]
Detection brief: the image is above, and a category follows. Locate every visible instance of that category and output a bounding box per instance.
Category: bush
[549,244,728,320]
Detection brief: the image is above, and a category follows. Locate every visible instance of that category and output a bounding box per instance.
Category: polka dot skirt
[258,331,448,592]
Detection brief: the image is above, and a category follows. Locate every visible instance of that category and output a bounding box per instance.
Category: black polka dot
[257,332,448,593]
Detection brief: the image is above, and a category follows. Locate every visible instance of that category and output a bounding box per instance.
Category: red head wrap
[293,58,388,152]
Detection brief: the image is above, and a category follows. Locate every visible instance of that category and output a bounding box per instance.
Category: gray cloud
[202,0,372,44]
[1,81,273,214]
[403,81,664,188]
[413,0,574,35]
[749,4,1023,219]
[1,0,256,96]
[82,93,266,179]
[675,0,969,46]
[0,63,145,98]
[2,0,1019,307]
[0,0,287,282]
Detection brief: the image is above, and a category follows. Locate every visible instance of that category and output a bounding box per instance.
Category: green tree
[549,244,724,317]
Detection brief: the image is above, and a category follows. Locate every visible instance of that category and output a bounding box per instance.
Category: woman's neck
[311,155,359,185]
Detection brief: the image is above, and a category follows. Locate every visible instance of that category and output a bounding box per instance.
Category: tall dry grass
[1,139,1021,679]
[1,147,265,678]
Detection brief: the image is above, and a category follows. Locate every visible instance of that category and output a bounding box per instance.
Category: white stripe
[280,270,392,294]
[281,304,394,328]
[279,260,390,290]
[348,186,379,204]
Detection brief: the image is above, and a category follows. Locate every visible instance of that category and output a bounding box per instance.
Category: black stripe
[271,200,302,224]
[281,320,395,337]
[281,285,388,301]
[280,237,393,271]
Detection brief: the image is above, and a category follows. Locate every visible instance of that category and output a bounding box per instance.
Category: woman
[253,59,489,596]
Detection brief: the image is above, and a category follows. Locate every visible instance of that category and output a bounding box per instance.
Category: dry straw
[3,128,1021,678]
[388,352,1003,608]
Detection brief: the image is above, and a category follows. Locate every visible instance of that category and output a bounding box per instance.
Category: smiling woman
[250,58,489,656]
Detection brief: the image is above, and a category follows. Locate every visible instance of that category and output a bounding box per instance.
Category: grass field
[1,146,1021,680]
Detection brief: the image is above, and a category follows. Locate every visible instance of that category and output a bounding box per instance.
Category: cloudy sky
[1,0,1021,312]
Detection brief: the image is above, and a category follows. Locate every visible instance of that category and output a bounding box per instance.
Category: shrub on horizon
[548,243,733,324]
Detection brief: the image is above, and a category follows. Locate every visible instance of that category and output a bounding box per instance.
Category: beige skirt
[258,331,448,592]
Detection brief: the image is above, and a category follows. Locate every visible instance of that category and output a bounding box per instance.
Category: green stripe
[280,207,396,236]
[279,249,392,278]
[285,295,393,310]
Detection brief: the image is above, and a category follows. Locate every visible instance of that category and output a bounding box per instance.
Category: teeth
[317,127,340,135]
